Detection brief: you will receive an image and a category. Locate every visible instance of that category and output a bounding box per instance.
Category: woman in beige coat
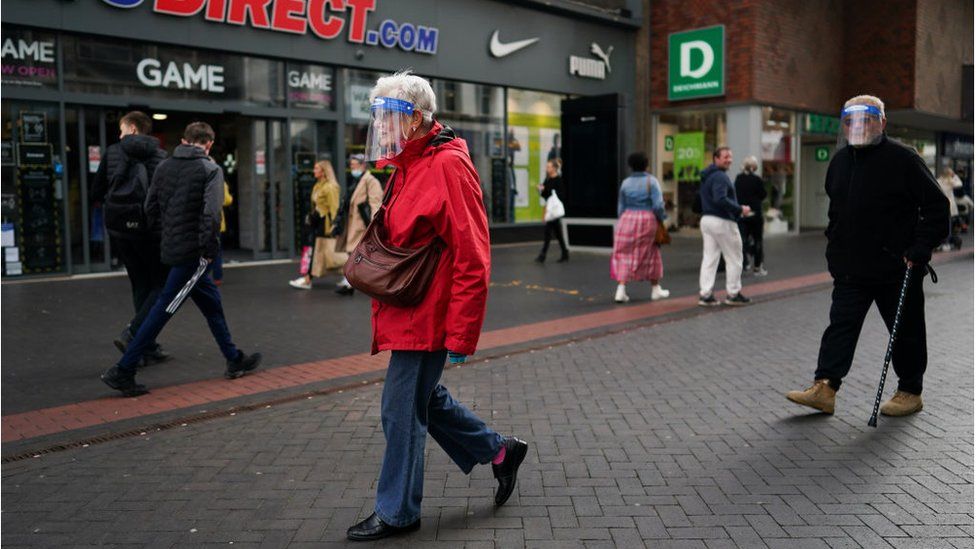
[289,160,341,290]
[334,154,383,295]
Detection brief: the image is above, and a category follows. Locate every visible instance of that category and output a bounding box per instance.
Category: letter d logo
[679,40,714,79]
[101,0,145,8]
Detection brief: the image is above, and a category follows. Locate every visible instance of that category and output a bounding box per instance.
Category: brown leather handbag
[343,175,443,307]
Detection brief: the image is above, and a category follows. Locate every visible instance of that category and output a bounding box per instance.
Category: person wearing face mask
[345,71,528,542]
[786,95,949,418]
[332,154,383,295]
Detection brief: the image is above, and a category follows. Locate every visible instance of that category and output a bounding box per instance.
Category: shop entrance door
[799,141,832,229]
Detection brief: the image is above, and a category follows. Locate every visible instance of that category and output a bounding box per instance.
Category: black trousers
[738,215,764,267]
[112,236,169,336]
[815,276,927,394]
[540,220,568,258]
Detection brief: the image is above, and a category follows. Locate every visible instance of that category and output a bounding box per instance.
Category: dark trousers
[117,260,239,372]
[815,277,927,394]
[540,220,568,258]
[112,236,169,336]
[738,215,764,267]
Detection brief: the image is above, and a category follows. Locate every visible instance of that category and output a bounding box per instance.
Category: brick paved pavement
[3,258,971,548]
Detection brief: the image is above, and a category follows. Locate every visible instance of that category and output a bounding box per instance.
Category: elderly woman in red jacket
[346,71,529,542]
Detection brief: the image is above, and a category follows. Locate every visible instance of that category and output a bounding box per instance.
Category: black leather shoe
[101,366,149,397]
[225,352,262,379]
[492,436,529,507]
[347,512,420,541]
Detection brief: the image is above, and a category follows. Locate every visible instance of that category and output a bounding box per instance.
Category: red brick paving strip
[3,251,966,443]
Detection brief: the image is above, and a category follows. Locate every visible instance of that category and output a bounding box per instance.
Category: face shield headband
[840,104,884,148]
[364,97,416,161]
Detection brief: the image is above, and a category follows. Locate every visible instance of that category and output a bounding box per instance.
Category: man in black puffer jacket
[91,111,170,364]
[786,95,949,418]
[101,122,261,397]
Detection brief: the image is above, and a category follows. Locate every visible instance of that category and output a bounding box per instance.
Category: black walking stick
[868,264,914,428]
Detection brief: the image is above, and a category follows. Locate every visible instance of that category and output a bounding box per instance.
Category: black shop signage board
[16,167,62,273]
[18,143,52,166]
[20,112,46,144]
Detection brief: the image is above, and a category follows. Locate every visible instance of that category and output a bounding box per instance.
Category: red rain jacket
[370,122,490,356]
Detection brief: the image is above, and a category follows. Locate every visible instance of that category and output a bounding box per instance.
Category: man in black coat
[787,95,949,417]
[90,111,170,364]
[101,122,261,397]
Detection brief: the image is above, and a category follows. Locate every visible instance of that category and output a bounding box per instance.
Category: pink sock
[492,445,507,465]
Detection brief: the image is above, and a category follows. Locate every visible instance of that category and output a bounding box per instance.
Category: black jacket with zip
[824,135,949,283]
[145,144,224,266]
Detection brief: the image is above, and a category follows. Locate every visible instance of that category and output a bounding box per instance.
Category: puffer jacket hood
[120,134,164,161]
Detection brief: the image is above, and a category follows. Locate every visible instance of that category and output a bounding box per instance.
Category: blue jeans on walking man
[374,350,504,527]
[117,259,239,372]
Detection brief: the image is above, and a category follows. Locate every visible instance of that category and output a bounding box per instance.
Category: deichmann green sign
[674,132,705,182]
[664,135,674,152]
[815,146,831,162]
[668,25,725,101]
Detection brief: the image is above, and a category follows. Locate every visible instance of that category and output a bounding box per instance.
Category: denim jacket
[618,172,666,220]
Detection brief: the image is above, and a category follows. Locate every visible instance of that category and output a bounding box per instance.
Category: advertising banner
[674,132,705,183]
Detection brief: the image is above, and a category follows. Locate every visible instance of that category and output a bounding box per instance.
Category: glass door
[289,119,336,253]
[239,118,289,260]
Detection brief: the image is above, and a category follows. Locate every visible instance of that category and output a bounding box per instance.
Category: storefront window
[656,110,726,227]
[887,126,937,174]
[507,89,563,223]
[286,63,335,111]
[433,80,504,221]
[762,107,796,233]
[62,34,284,107]
[1,27,59,91]
[2,101,64,276]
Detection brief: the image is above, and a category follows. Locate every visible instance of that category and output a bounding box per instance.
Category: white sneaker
[651,285,670,300]
[614,285,630,303]
[753,265,768,277]
[289,276,312,290]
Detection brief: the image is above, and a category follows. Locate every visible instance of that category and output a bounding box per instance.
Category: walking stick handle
[868,264,914,427]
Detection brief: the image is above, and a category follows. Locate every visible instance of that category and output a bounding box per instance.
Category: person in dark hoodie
[697,147,752,306]
[100,122,261,397]
[734,155,768,276]
[786,95,948,418]
[90,111,170,365]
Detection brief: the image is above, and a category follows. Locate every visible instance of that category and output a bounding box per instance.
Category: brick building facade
[636,0,973,233]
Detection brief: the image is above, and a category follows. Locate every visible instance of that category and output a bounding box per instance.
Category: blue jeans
[117,260,239,372]
[375,350,504,527]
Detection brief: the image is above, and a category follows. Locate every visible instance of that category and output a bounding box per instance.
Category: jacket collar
[173,143,209,159]
[377,120,444,169]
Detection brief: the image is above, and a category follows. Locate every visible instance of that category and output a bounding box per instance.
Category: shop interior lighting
[153,113,168,121]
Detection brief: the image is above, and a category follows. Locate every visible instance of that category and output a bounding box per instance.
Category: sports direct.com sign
[101,0,439,55]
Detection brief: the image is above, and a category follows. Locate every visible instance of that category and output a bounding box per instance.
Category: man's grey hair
[370,70,437,123]
[844,95,886,119]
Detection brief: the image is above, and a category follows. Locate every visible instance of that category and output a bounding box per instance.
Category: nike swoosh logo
[489,30,540,58]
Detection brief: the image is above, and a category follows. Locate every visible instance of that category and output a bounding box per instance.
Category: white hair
[742,155,759,173]
[370,70,437,123]
[844,94,886,119]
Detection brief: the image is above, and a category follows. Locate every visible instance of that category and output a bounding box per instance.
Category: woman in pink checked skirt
[611,152,670,303]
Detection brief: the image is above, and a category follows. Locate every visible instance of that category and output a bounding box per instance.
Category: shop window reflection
[656,110,726,228]
[762,107,796,233]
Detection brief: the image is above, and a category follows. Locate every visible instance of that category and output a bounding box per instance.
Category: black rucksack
[104,147,150,233]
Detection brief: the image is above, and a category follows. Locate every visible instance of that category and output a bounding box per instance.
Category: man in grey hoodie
[697,147,752,306]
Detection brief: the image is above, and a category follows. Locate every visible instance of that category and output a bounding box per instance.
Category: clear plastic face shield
[364,97,416,161]
[839,104,884,148]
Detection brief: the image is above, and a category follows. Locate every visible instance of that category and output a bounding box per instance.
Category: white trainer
[614,284,630,303]
[651,285,670,300]
[289,276,312,290]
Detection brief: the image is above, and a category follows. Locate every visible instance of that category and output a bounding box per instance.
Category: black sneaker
[335,285,355,296]
[225,351,262,379]
[534,254,545,263]
[113,326,134,354]
[557,252,569,263]
[141,344,171,367]
[724,293,752,306]
[492,436,529,507]
[101,366,149,397]
[698,293,719,306]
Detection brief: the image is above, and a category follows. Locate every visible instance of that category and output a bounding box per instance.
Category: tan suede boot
[786,379,836,414]
[879,391,923,416]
